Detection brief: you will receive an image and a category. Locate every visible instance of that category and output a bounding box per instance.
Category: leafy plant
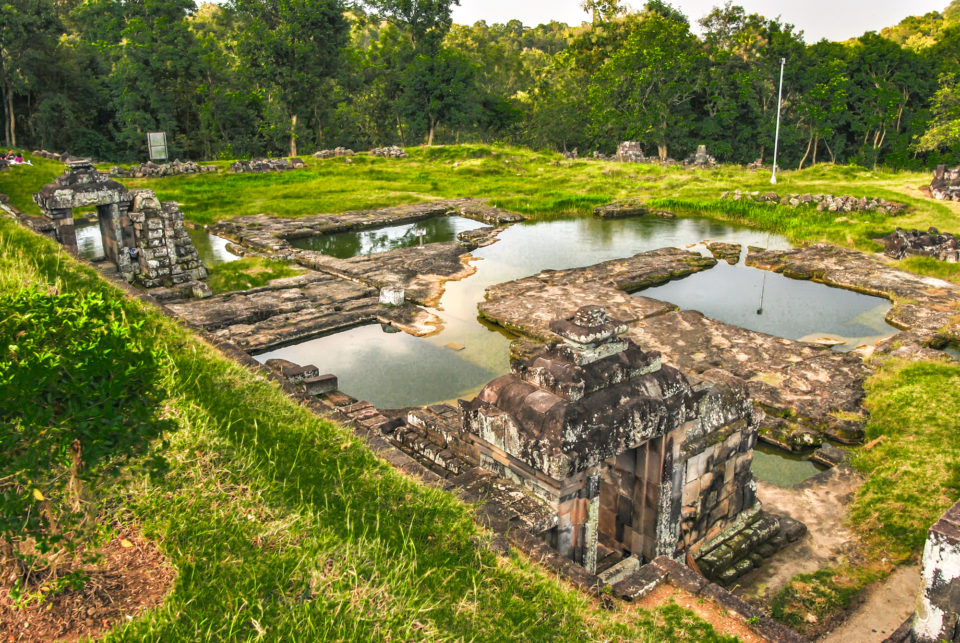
[0,286,168,595]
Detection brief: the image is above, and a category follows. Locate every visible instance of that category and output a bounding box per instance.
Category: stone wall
[314,147,355,159]
[110,160,217,178]
[369,146,408,159]
[722,189,907,214]
[230,157,306,173]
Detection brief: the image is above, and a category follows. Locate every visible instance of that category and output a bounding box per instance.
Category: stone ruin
[883,227,960,263]
[683,145,717,168]
[32,149,91,163]
[230,157,306,173]
[459,306,787,578]
[110,159,217,179]
[369,146,408,159]
[33,160,208,289]
[930,165,960,201]
[616,141,646,163]
[723,189,907,215]
[313,147,355,159]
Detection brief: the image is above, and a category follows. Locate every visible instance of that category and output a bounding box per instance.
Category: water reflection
[75,218,105,260]
[257,216,794,408]
[638,261,895,349]
[187,228,240,266]
[289,216,487,258]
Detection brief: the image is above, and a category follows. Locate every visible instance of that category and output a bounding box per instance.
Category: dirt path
[819,564,920,642]
[735,466,864,602]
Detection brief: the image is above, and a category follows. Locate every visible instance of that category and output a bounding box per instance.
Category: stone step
[598,555,641,586]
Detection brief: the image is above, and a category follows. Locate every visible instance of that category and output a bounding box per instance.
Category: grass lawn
[0,216,741,640]
[206,257,302,294]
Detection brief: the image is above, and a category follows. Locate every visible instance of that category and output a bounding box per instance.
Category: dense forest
[1,0,959,168]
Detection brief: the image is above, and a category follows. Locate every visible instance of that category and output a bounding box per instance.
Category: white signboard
[147,132,168,161]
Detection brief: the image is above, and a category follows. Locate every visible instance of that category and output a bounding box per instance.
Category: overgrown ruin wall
[913,499,960,642]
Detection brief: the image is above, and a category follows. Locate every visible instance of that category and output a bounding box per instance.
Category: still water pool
[255,216,894,408]
[74,218,239,266]
[289,216,486,257]
[751,443,827,488]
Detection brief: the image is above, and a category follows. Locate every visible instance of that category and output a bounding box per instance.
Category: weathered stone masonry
[459,306,767,577]
[33,160,207,288]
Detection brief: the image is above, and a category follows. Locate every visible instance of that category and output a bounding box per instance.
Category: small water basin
[187,227,241,265]
[288,215,487,257]
[751,443,827,487]
[636,260,896,349]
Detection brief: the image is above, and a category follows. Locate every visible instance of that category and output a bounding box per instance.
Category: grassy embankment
[0,211,736,636]
[3,145,959,633]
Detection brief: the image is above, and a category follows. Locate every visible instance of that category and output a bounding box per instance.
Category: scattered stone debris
[593,151,611,160]
[313,147,355,159]
[33,161,208,288]
[722,189,908,215]
[683,145,718,169]
[882,227,960,263]
[810,445,849,468]
[110,159,217,178]
[930,164,960,201]
[593,199,649,219]
[369,146,408,159]
[230,157,306,173]
[561,148,578,160]
[31,149,92,163]
[745,159,769,171]
[706,242,741,264]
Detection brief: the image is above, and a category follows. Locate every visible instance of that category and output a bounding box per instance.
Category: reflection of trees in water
[300,217,462,258]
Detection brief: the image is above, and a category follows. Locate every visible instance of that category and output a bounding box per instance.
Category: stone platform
[478,244,960,450]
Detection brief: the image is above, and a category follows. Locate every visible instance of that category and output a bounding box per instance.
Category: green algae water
[751,443,827,487]
[288,215,487,257]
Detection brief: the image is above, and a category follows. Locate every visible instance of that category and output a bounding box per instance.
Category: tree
[0,0,61,146]
[233,0,349,157]
[916,73,960,153]
[589,4,704,159]
[402,48,478,144]
[367,0,459,55]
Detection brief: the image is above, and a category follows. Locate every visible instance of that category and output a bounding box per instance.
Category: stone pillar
[914,500,960,642]
[50,208,77,254]
[380,283,405,306]
[582,473,601,574]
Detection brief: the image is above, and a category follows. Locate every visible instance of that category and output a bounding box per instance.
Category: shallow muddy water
[288,215,486,257]
[751,443,827,487]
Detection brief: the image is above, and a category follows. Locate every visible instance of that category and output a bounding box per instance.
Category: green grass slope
[0,218,737,640]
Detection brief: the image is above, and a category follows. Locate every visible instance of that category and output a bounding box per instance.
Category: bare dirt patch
[734,465,864,604]
[0,529,174,643]
[632,582,767,642]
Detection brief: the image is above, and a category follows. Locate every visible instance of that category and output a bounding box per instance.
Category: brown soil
[632,582,768,642]
[0,529,174,643]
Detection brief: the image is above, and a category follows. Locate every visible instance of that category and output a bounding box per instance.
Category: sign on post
[147,132,168,162]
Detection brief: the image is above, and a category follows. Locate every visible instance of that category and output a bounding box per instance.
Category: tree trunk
[798,130,814,170]
[396,112,405,147]
[427,115,436,146]
[657,143,667,161]
[812,135,819,165]
[6,89,13,148]
[289,113,298,157]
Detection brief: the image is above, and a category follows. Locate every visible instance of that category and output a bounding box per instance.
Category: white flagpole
[771,57,785,185]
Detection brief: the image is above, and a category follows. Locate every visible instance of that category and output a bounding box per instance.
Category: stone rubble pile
[561,148,578,159]
[369,146,408,159]
[31,149,91,163]
[882,227,960,263]
[930,164,960,201]
[230,157,306,173]
[683,145,717,168]
[313,147,355,159]
[110,159,217,178]
[722,189,907,214]
[616,141,647,163]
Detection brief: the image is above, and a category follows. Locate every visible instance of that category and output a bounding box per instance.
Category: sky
[450,0,949,43]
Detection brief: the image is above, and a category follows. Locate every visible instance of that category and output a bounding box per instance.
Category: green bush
[0,286,168,585]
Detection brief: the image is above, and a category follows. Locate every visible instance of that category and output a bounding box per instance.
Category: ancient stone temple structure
[460,306,762,573]
[34,160,207,288]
